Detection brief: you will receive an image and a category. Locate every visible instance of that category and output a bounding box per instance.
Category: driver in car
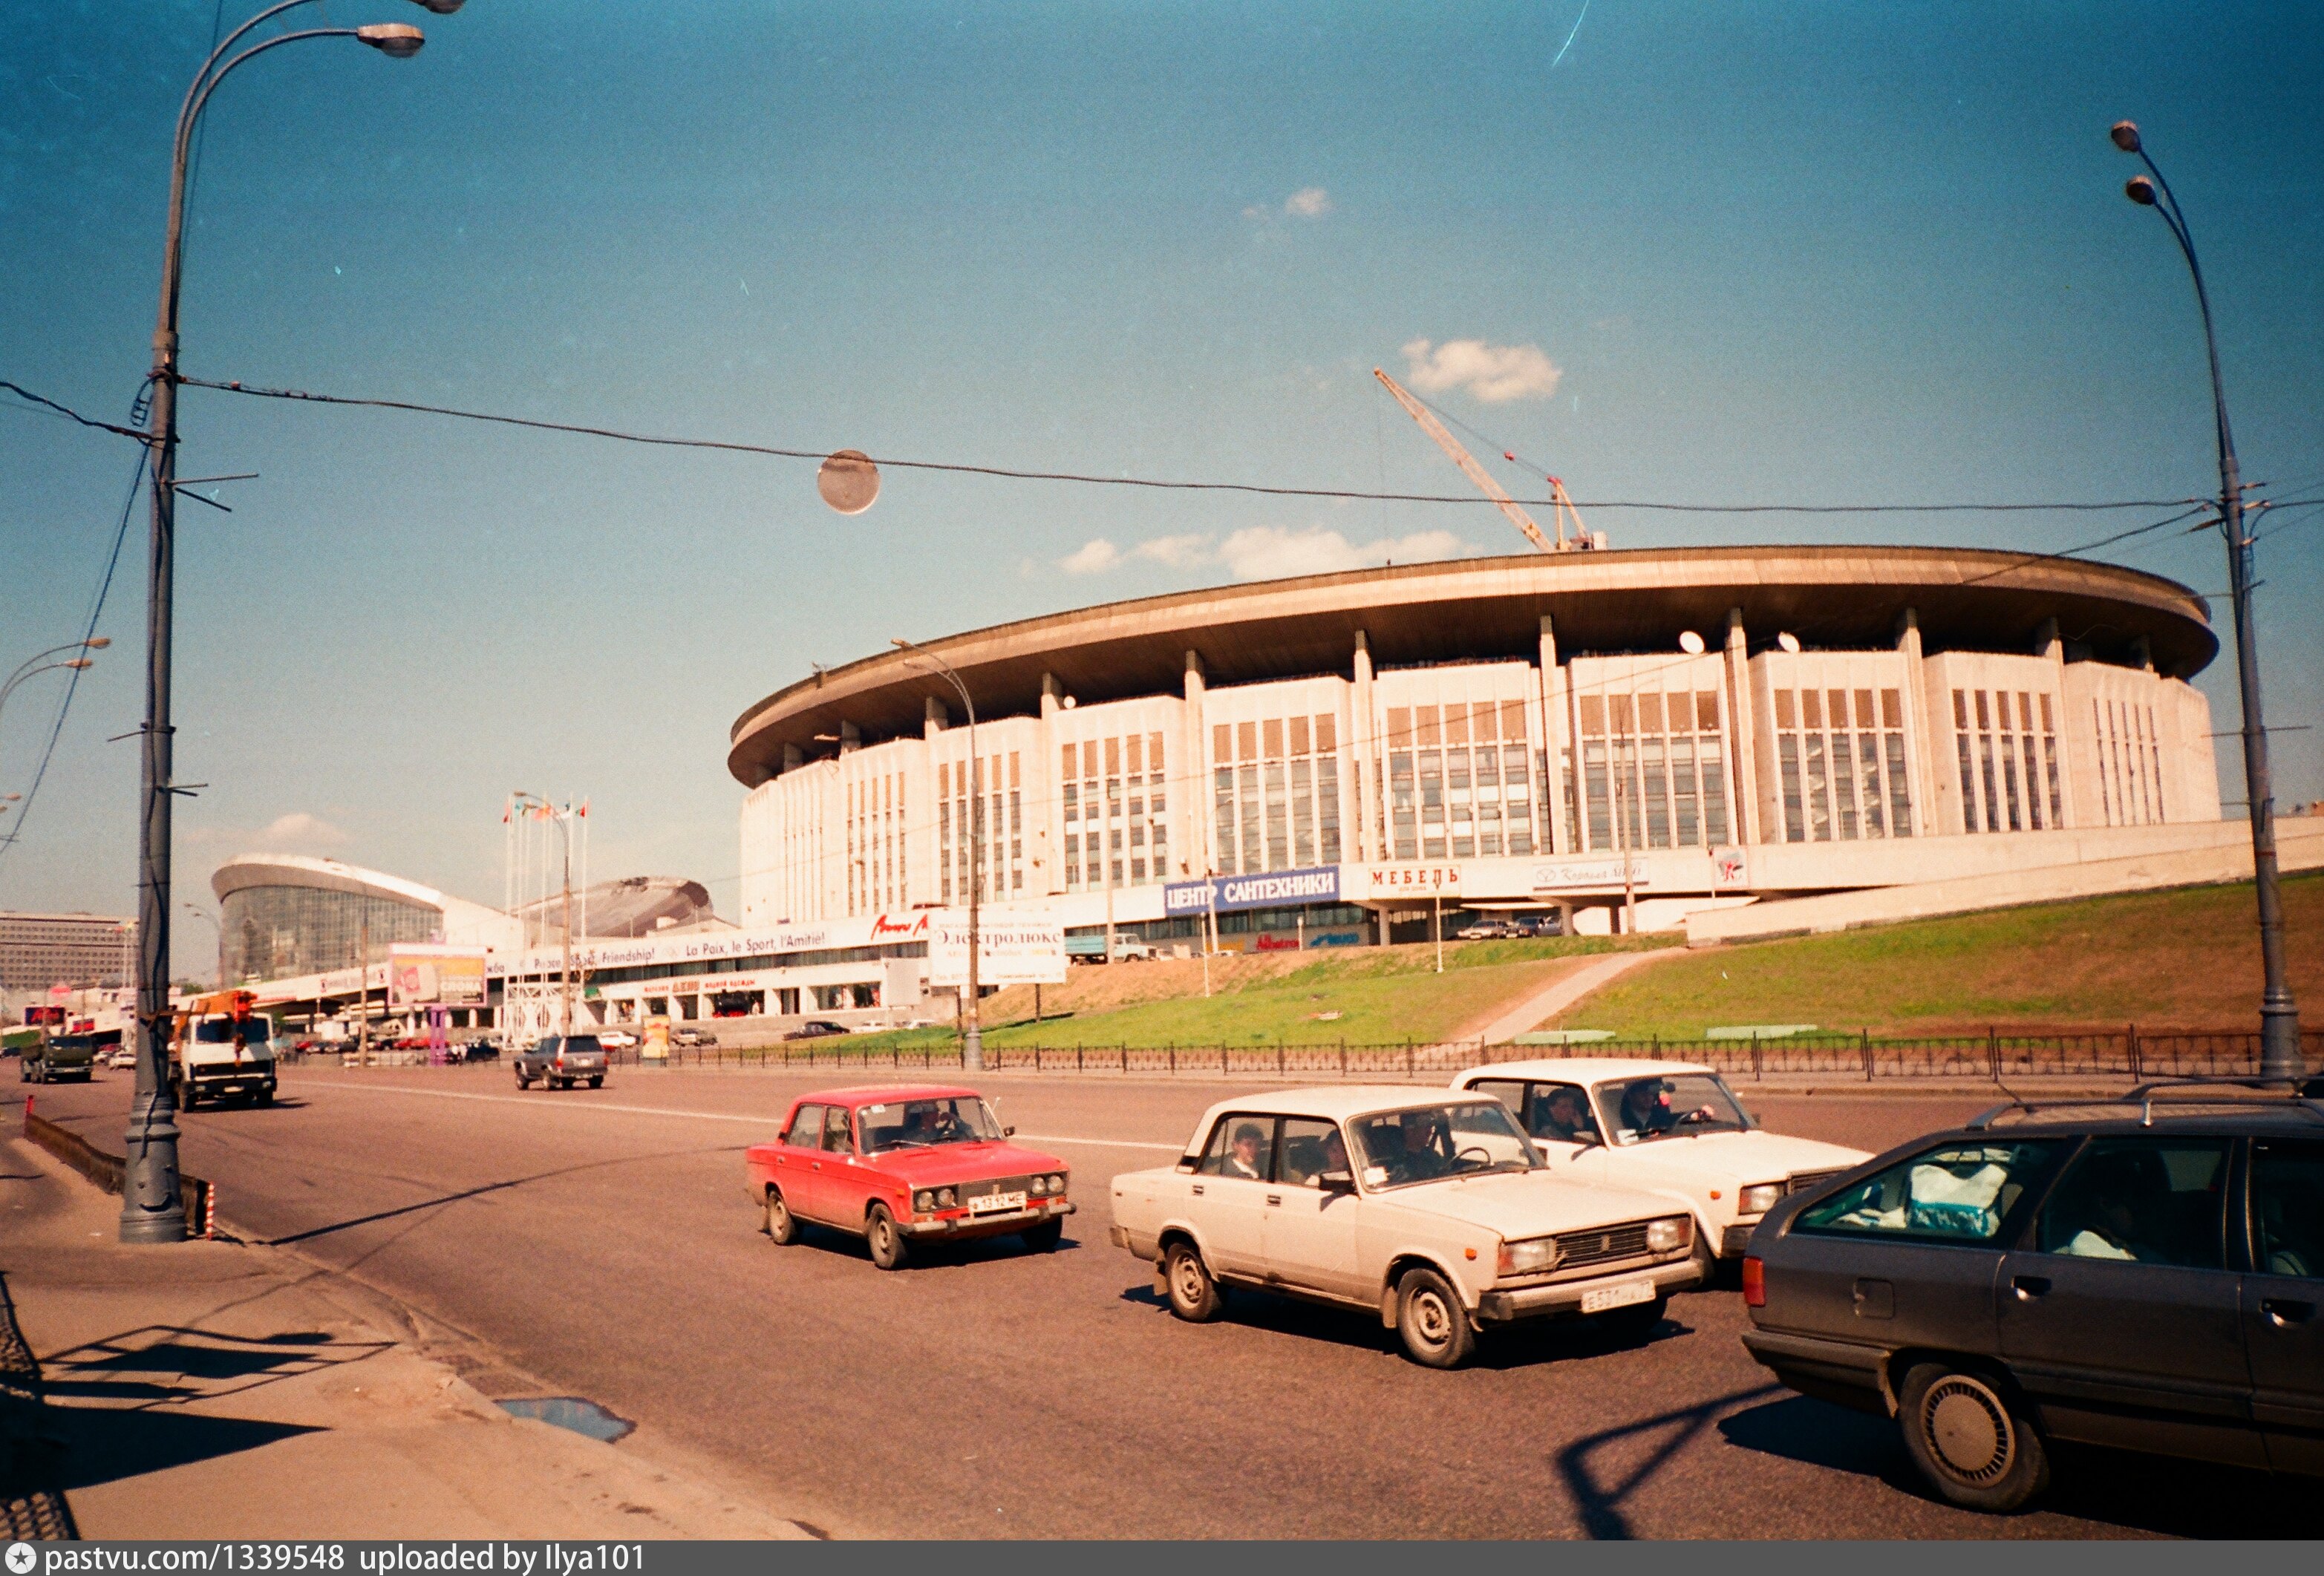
[1392,1111,1455,1183]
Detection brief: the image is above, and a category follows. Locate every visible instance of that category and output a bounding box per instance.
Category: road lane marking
[278,1078,1184,1151]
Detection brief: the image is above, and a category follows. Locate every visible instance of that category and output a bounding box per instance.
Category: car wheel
[587,1076,603,1089]
[177,1078,198,1111]
[866,1203,909,1270]
[1163,1241,1222,1322]
[1897,1362,2049,1512]
[255,1088,273,1108]
[1020,1219,1065,1252]
[763,1188,800,1245]
[1596,1293,1670,1343]
[515,1070,530,1089]
[1396,1267,1477,1368]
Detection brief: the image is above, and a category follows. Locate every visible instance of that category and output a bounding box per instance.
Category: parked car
[1452,1059,1869,1273]
[103,1045,138,1070]
[1740,1080,2324,1511]
[513,1033,607,1090]
[744,1084,1074,1269]
[672,1027,719,1048]
[17,1033,98,1084]
[597,1030,638,1050]
[783,1021,849,1042]
[1109,1086,1703,1367]
[460,1039,502,1063]
[1455,920,1518,940]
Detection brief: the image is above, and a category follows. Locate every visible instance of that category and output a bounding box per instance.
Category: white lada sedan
[1452,1059,1870,1269]
[1109,1086,1702,1367]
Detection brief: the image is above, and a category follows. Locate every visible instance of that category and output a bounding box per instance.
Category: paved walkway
[1466,947,1682,1047]
[1,1123,815,1541]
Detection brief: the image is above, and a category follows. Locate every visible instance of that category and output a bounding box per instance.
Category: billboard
[1529,858,1651,892]
[1163,865,1339,917]
[928,911,1066,987]
[1353,863,1463,900]
[388,944,488,1007]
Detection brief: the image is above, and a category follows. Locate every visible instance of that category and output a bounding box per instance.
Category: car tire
[587,1077,603,1089]
[515,1070,530,1089]
[1596,1293,1670,1343]
[1396,1266,1477,1369]
[255,1088,273,1108]
[1896,1362,2049,1513]
[866,1203,909,1270]
[763,1188,801,1245]
[177,1077,198,1111]
[1020,1219,1065,1252]
[1163,1241,1222,1322]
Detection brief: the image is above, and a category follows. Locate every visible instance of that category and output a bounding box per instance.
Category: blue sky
[3,1,2320,975]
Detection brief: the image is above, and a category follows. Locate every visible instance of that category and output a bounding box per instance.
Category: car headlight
[914,1190,935,1213]
[1030,1174,1050,1194]
[1738,1183,1784,1216]
[1048,1173,1068,1196]
[1645,1215,1693,1255]
[1496,1237,1561,1276]
[936,1187,956,1208]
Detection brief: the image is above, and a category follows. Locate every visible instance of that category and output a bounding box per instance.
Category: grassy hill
[1558,872,2324,1039]
[852,935,1671,1050]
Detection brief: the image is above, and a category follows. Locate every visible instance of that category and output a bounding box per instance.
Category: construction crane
[1372,367,1599,552]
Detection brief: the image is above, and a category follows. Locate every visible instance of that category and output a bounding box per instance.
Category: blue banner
[1163,866,1339,916]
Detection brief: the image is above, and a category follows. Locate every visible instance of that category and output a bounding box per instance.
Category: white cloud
[1400,337,1563,403]
[1285,186,1332,219]
[1131,533,1213,568]
[1215,525,1470,581]
[1058,538,1122,575]
[252,811,348,850]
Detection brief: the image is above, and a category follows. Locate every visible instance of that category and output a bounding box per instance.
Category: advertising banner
[1165,866,1339,917]
[928,911,1067,987]
[1354,863,1464,900]
[388,944,488,1007]
[1711,846,1748,886]
[1529,858,1651,892]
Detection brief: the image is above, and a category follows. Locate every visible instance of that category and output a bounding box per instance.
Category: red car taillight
[1742,1255,1766,1308]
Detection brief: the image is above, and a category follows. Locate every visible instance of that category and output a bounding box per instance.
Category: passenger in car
[1225,1122,1267,1180]
[1538,1086,1598,1144]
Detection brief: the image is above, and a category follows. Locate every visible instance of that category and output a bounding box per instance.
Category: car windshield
[1349,1101,1539,1188]
[1596,1073,1752,1145]
[858,1097,1003,1153]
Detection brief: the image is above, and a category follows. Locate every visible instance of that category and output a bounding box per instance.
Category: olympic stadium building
[728,545,2248,946]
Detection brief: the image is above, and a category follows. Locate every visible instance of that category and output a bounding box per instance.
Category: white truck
[1109,1085,1704,1367]
[170,989,278,1110]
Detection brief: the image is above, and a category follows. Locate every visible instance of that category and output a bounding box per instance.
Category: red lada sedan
[744,1085,1075,1269]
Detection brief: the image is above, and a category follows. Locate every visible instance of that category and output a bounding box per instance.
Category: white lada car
[1109,1086,1702,1368]
[1451,1059,1870,1270]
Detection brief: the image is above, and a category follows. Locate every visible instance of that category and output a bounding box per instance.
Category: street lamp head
[890,638,913,650]
[84,637,111,650]
[408,0,466,13]
[356,22,425,57]
[2109,120,2142,154]
[64,658,94,670]
[2125,174,2158,206]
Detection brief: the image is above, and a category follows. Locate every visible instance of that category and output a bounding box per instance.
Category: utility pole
[357,901,371,1067]
[2112,121,2302,1080]
[893,639,982,1070]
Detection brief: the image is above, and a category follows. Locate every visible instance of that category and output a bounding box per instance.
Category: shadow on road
[1558,1382,1786,1538]
[40,1404,318,1491]
[264,1144,745,1247]
[42,1325,390,1409]
[1717,1393,2322,1538]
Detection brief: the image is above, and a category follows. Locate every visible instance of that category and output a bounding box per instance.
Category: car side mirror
[1004,1125,1016,1137]
[1316,1169,1356,1194]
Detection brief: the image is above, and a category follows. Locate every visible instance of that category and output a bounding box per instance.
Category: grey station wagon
[1740,1080,2323,1511]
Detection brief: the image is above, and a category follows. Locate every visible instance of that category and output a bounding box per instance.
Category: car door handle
[2011,1275,2052,1300]
[2262,1298,2315,1327]
[1190,1184,1204,1196]
[1265,1193,1282,1206]
[809,1161,822,1171]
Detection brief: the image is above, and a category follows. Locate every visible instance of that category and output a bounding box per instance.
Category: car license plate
[1581,1278,1656,1315]
[969,1191,1027,1216]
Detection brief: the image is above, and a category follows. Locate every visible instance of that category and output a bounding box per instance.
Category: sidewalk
[0,1128,814,1540]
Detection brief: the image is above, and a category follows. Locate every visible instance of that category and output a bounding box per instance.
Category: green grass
[1562,872,2324,1039]
[843,935,1671,1050]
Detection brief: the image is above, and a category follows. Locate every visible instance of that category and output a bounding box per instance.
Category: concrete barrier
[1685,816,2324,946]
[20,1099,215,1238]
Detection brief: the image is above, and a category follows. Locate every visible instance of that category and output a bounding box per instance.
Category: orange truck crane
[169,988,278,1111]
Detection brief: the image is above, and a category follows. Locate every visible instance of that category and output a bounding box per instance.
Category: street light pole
[123,0,449,1245]
[2112,120,2302,1082]
[894,639,982,1070]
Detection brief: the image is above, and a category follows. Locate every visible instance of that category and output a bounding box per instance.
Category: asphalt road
[17,1066,2314,1539]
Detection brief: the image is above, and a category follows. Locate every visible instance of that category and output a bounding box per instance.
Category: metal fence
[608,1026,2323,1082]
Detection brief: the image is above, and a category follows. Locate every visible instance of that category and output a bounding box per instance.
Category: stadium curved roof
[728,545,2215,787]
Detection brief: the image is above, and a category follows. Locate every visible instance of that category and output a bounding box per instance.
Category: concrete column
[782,742,804,773]
[1537,615,1569,854]
[1040,675,1065,893]
[1183,651,1210,885]
[1723,609,1763,846]
[1895,608,1934,837]
[2036,618,2075,828]
[1350,631,1375,863]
